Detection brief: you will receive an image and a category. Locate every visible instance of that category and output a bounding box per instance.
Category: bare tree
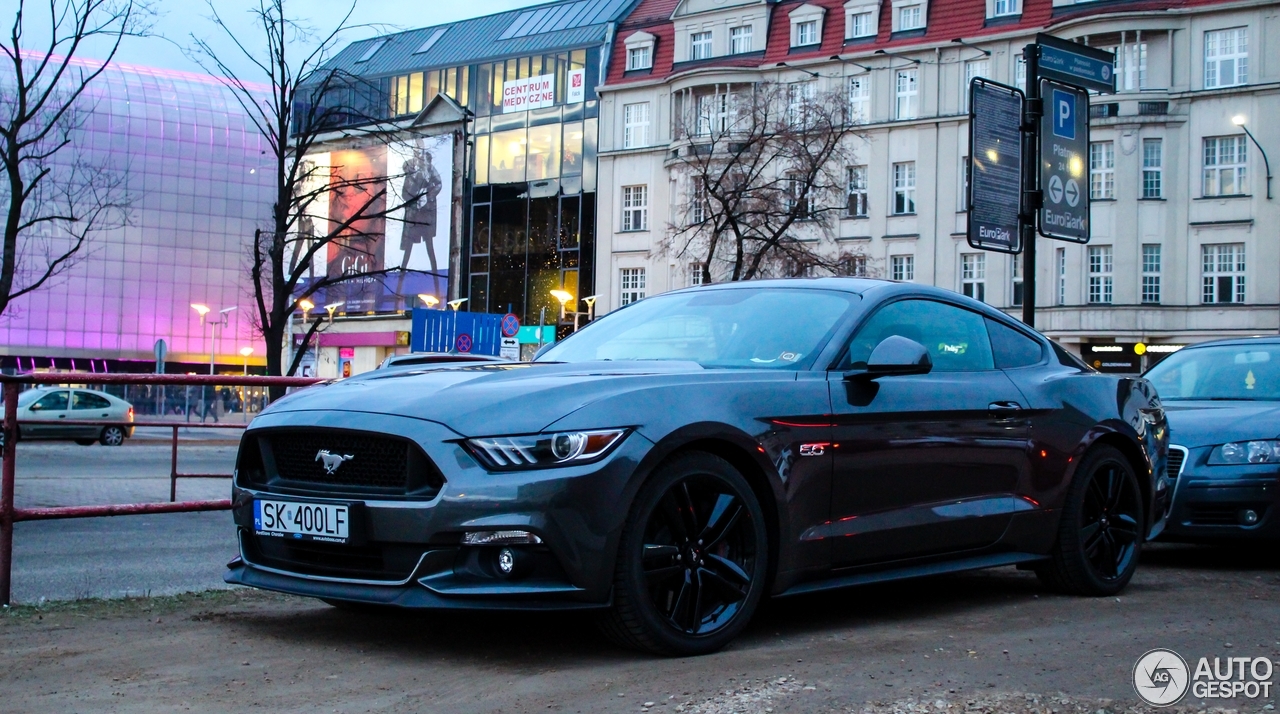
[0,0,150,319]
[665,81,872,284]
[189,0,431,385]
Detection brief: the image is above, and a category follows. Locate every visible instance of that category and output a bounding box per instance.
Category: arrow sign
[1038,79,1090,243]
[1035,34,1115,94]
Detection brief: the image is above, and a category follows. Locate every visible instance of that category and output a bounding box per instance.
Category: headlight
[464,429,628,470]
[1208,440,1280,465]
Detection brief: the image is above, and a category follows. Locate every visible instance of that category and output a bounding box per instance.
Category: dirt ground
[2,542,1278,714]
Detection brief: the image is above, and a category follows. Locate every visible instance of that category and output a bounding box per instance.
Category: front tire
[99,426,126,446]
[598,452,769,656]
[1038,445,1144,595]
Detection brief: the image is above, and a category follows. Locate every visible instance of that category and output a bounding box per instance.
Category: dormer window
[691,31,713,60]
[991,0,1020,17]
[844,1,881,40]
[623,31,656,71]
[891,0,927,32]
[789,4,827,48]
[628,45,651,70]
[899,5,922,30]
[730,25,754,54]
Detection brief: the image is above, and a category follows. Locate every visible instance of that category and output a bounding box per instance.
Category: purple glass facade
[0,58,272,369]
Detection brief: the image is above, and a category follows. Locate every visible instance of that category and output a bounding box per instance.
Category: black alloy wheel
[599,452,768,656]
[1038,444,1144,595]
[100,426,126,446]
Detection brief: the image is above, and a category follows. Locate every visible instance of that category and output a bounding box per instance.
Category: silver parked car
[15,387,135,446]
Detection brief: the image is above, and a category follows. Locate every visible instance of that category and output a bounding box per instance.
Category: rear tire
[99,426,126,446]
[1037,445,1144,596]
[597,452,769,656]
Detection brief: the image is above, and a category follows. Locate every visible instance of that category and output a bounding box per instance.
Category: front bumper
[226,410,652,608]
[1160,447,1280,540]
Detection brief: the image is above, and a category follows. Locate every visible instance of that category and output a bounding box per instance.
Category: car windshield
[1145,344,1280,400]
[537,287,859,369]
[16,389,43,407]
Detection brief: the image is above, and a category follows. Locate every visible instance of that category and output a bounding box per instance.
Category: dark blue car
[1146,337,1280,541]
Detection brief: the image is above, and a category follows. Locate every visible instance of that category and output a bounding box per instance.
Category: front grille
[1167,446,1187,480]
[246,428,444,498]
[245,533,425,582]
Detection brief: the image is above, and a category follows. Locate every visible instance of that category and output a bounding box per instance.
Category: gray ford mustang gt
[226,278,1170,655]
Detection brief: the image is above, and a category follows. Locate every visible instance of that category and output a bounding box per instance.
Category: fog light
[461,530,543,546]
[497,547,516,576]
[1241,509,1260,525]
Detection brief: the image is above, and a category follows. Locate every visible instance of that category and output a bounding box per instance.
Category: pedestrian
[201,385,220,423]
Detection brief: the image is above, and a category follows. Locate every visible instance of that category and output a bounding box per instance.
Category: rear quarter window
[986,318,1045,369]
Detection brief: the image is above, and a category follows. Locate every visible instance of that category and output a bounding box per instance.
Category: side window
[986,318,1045,369]
[32,391,69,411]
[845,299,995,371]
[73,392,113,410]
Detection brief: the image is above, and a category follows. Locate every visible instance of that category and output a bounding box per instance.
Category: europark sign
[966,34,1114,323]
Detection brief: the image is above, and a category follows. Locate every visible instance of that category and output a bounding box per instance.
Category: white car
[15,387,135,446]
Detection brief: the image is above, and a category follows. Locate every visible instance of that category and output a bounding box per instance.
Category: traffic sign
[500,336,520,361]
[967,78,1025,254]
[500,313,521,338]
[1035,33,1115,94]
[455,333,473,353]
[1038,79,1090,243]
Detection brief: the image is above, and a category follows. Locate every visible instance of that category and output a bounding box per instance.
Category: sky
[3,0,550,79]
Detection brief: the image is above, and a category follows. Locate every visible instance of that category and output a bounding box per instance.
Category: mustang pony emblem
[315,450,354,474]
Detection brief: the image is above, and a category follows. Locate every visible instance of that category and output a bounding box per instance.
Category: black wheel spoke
[1097,533,1117,577]
[1106,467,1125,511]
[659,493,690,543]
[697,494,743,549]
[690,570,707,634]
[643,544,680,562]
[1081,521,1104,554]
[1086,477,1108,511]
[704,553,750,589]
[645,565,685,583]
[675,482,700,539]
[1111,514,1140,544]
[670,574,693,629]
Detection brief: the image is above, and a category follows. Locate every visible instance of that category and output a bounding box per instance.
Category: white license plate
[254,499,349,543]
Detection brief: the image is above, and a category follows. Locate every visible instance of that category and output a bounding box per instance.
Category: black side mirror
[845,335,933,380]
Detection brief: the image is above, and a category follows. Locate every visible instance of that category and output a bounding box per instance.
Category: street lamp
[239,346,254,375]
[549,289,573,321]
[211,306,237,375]
[1232,115,1273,200]
[418,294,440,308]
[324,302,343,322]
[447,298,468,311]
[582,295,599,322]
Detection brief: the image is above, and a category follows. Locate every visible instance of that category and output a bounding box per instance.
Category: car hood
[1163,400,1280,449]
[262,360,707,436]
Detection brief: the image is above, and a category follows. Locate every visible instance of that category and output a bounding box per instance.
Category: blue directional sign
[1039,79,1090,243]
[1035,33,1115,94]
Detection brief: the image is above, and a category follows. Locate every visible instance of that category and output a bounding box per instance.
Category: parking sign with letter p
[1053,89,1075,140]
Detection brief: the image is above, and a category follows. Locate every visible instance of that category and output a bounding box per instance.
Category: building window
[691,31,713,61]
[623,102,650,149]
[839,254,868,277]
[694,91,732,137]
[959,155,970,211]
[1055,247,1066,306]
[1090,142,1115,200]
[1203,136,1248,196]
[688,262,704,286]
[1142,138,1163,199]
[730,25,753,54]
[784,173,812,218]
[1115,43,1148,91]
[1014,55,1026,90]
[1202,244,1245,304]
[961,253,986,302]
[622,185,648,231]
[892,162,916,214]
[689,183,708,225]
[1011,257,1023,307]
[846,165,868,217]
[895,68,918,120]
[620,268,647,306]
[891,255,915,282]
[848,11,874,38]
[847,75,870,124]
[627,45,652,71]
[787,81,815,126]
[794,20,818,47]
[1142,244,1162,304]
[1204,27,1248,89]
[898,5,923,30]
[993,0,1019,17]
[964,59,988,110]
[1087,245,1113,305]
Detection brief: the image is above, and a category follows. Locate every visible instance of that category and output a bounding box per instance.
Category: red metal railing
[0,373,323,606]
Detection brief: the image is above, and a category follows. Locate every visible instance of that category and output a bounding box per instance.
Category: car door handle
[58,414,67,419]
[988,401,1023,414]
